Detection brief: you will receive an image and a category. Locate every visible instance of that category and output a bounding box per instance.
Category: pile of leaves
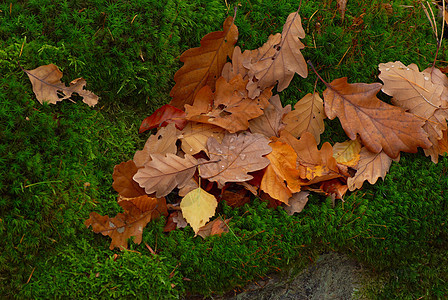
[76,8,447,250]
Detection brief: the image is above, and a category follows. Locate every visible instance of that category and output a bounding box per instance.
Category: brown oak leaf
[169,16,238,109]
[199,132,272,188]
[185,75,272,133]
[282,191,309,215]
[249,95,291,138]
[112,160,146,198]
[244,10,308,98]
[85,195,167,250]
[196,218,231,239]
[283,92,325,143]
[133,123,179,168]
[347,147,400,191]
[323,77,430,158]
[133,153,198,197]
[24,64,98,106]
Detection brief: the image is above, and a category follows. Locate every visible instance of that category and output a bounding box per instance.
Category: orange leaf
[185,75,272,133]
[261,140,302,204]
[323,77,430,158]
[169,16,238,109]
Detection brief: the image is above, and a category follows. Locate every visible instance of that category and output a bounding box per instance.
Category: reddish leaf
[139,104,187,133]
[112,160,146,198]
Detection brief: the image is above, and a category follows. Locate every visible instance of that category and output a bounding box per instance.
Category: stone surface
[222,252,367,300]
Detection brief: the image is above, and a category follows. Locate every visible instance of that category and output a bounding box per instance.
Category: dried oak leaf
[139,104,187,133]
[244,10,308,98]
[283,92,325,143]
[85,195,167,250]
[199,132,272,188]
[169,16,238,109]
[133,153,198,197]
[196,218,231,239]
[260,140,302,204]
[379,62,448,162]
[279,131,342,184]
[323,77,430,158]
[133,123,179,168]
[24,64,98,106]
[179,122,225,155]
[221,46,250,81]
[185,75,272,133]
[282,191,309,215]
[180,187,218,234]
[347,147,399,191]
[112,160,146,198]
[249,95,291,138]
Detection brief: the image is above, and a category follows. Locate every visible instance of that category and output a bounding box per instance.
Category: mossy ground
[1,0,447,298]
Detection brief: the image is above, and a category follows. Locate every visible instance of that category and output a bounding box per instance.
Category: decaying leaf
[133,153,198,197]
[280,131,342,184]
[24,64,98,106]
[244,10,308,98]
[249,95,291,138]
[283,92,325,143]
[379,61,448,162]
[179,122,226,155]
[180,187,218,234]
[139,104,187,133]
[347,147,399,191]
[260,140,302,204]
[112,160,146,198]
[332,139,362,167]
[323,77,431,158]
[337,0,348,20]
[196,218,231,239]
[199,132,272,187]
[133,123,179,168]
[282,191,309,215]
[169,16,238,109]
[85,195,167,250]
[185,75,272,133]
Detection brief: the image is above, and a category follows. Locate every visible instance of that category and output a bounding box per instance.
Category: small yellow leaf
[332,139,362,167]
[180,188,218,234]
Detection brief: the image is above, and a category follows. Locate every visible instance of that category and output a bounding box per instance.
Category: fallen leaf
[283,92,325,143]
[260,140,302,204]
[24,64,98,106]
[169,16,238,109]
[249,95,291,138]
[112,160,146,198]
[332,139,362,167]
[245,10,308,98]
[133,123,179,168]
[85,195,167,250]
[196,218,231,239]
[319,179,348,200]
[220,188,251,208]
[185,75,272,133]
[323,77,430,158]
[199,132,272,188]
[180,187,218,234]
[347,147,399,191]
[139,104,187,133]
[221,46,250,81]
[282,191,309,215]
[133,153,198,197]
[179,122,225,155]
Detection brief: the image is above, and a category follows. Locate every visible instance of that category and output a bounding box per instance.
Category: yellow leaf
[332,139,362,167]
[180,188,218,234]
